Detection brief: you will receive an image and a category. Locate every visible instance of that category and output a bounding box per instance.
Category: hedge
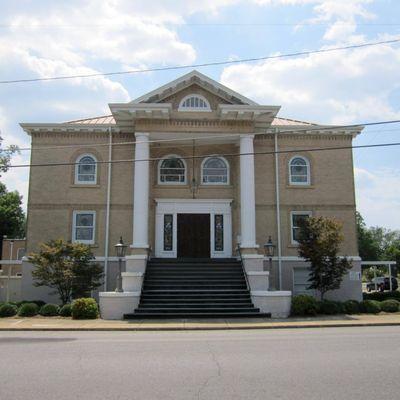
[0,303,18,317]
[59,304,72,317]
[18,303,39,317]
[39,304,60,317]
[71,298,99,319]
[343,300,360,314]
[291,295,319,316]
[380,299,400,313]
[363,291,400,302]
[360,300,381,314]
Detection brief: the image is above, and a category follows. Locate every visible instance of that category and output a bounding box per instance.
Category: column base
[242,254,264,272]
[125,255,147,273]
[251,291,292,318]
[99,292,141,320]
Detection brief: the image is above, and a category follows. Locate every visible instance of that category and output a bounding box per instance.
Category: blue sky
[0,0,399,229]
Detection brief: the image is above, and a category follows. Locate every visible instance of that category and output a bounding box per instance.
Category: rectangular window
[163,214,173,251]
[214,214,224,252]
[73,211,96,244]
[291,211,312,244]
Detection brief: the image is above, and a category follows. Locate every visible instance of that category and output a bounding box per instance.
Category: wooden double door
[177,214,210,258]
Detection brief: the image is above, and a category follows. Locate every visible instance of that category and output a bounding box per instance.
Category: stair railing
[236,244,250,291]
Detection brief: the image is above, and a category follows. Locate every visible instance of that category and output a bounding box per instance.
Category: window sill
[200,184,233,188]
[286,185,314,189]
[70,184,100,188]
[154,184,189,188]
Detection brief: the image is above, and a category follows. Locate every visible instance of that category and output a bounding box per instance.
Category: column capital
[239,134,255,140]
[135,132,150,138]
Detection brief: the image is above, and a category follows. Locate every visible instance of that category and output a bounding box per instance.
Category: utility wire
[1,38,399,85]
[9,119,400,153]
[5,141,400,169]
[1,22,400,28]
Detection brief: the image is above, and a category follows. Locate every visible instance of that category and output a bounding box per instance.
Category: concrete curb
[1,321,400,332]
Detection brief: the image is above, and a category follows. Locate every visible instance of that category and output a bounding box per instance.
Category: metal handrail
[236,244,250,291]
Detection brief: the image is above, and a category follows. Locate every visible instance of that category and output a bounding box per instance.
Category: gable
[133,70,258,106]
[159,83,232,111]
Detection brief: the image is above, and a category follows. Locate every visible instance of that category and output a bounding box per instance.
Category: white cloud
[355,167,400,229]
[220,38,400,124]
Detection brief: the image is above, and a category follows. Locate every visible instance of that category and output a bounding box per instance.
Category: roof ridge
[273,116,316,126]
[65,114,114,123]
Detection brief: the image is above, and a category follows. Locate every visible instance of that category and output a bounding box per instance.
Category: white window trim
[289,155,310,186]
[290,211,312,245]
[72,210,96,244]
[201,156,230,186]
[74,153,97,185]
[157,154,187,185]
[178,94,211,112]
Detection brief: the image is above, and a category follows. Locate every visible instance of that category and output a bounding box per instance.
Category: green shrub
[360,300,381,314]
[291,294,319,316]
[363,291,400,302]
[39,304,60,317]
[59,304,72,317]
[71,298,98,319]
[343,300,360,314]
[18,303,39,317]
[17,300,46,308]
[0,303,18,317]
[318,300,341,315]
[380,299,400,313]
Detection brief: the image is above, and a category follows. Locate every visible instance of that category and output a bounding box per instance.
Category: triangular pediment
[131,70,258,107]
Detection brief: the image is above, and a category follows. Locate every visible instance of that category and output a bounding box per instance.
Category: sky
[0,0,399,229]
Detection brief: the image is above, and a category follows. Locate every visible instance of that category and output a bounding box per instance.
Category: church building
[20,71,363,318]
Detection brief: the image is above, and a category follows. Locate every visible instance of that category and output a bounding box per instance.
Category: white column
[132,132,150,249]
[240,134,257,248]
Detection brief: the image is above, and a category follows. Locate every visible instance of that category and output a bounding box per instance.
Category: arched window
[178,94,211,111]
[201,157,229,185]
[289,156,310,185]
[158,155,187,184]
[75,154,97,184]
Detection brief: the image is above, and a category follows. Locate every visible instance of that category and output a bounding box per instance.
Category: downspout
[104,127,113,291]
[274,132,282,290]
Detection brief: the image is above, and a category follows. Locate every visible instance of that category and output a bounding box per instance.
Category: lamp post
[114,237,127,293]
[264,236,275,273]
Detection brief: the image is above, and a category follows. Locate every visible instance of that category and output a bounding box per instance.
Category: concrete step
[124,312,271,319]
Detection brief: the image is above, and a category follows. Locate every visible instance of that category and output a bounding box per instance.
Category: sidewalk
[1,313,400,331]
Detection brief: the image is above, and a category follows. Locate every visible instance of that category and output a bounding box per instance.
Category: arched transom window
[202,157,229,185]
[75,154,97,184]
[289,156,310,185]
[178,94,211,111]
[158,155,187,184]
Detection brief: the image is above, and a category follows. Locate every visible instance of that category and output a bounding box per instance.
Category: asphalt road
[0,326,399,400]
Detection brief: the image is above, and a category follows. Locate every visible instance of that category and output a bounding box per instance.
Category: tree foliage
[29,239,103,305]
[356,211,400,268]
[0,182,25,239]
[0,135,18,177]
[297,216,352,300]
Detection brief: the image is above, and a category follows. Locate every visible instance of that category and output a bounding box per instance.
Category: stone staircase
[124,258,270,319]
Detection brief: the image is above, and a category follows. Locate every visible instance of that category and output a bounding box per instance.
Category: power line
[1,38,399,85]
[9,119,400,153]
[1,22,400,28]
[5,141,400,169]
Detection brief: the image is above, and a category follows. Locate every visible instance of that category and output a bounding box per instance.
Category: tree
[0,135,18,177]
[0,182,25,257]
[29,239,104,305]
[356,212,382,261]
[297,216,353,300]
